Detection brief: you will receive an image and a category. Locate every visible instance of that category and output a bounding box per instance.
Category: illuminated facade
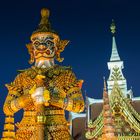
[1,8,84,140]
[69,21,140,140]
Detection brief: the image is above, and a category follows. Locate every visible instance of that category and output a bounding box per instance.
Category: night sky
[1,0,140,135]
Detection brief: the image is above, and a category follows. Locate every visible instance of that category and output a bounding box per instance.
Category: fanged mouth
[35,50,52,55]
[46,50,51,55]
[35,53,54,59]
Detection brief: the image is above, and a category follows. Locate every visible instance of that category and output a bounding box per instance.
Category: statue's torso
[15,65,72,140]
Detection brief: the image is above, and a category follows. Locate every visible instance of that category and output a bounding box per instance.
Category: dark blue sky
[1,0,140,134]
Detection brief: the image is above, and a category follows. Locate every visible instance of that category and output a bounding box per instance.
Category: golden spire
[39,8,50,26]
[110,19,116,35]
[102,77,117,140]
[103,76,107,91]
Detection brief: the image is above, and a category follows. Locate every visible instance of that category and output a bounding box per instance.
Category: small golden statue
[2,8,84,140]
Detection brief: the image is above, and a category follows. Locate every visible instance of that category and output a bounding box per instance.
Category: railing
[88,111,103,128]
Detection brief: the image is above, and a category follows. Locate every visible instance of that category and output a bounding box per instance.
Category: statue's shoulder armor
[17,67,38,79]
[5,68,32,92]
[17,67,34,74]
[47,65,72,78]
[56,65,72,71]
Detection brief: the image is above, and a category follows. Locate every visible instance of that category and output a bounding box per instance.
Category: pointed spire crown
[31,8,58,40]
[110,20,121,62]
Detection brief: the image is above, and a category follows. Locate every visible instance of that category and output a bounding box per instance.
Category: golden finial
[39,8,50,26]
[41,8,50,18]
[110,19,116,35]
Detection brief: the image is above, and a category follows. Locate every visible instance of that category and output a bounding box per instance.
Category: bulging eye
[34,41,40,48]
[46,40,54,47]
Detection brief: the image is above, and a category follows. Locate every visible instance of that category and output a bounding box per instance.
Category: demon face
[31,33,59,62]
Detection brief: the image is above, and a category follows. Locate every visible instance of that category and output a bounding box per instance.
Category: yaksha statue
[2,8,84,140]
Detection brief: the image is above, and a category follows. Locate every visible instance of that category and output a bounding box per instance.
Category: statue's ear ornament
[26,43,35,64]
[55,40,70,62]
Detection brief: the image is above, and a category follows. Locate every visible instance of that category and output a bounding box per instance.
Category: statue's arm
[48,69,85,113]
[3,74,32,116]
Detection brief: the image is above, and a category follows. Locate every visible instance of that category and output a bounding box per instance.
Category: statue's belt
[45,109,64,115]
[24,110,64,116]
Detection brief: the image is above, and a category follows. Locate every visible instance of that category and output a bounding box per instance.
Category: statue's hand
[29,85,50,105]
[43,89,50,106]
[30,86,45,104]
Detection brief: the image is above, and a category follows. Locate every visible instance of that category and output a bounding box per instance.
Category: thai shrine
[70,21,140,140]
